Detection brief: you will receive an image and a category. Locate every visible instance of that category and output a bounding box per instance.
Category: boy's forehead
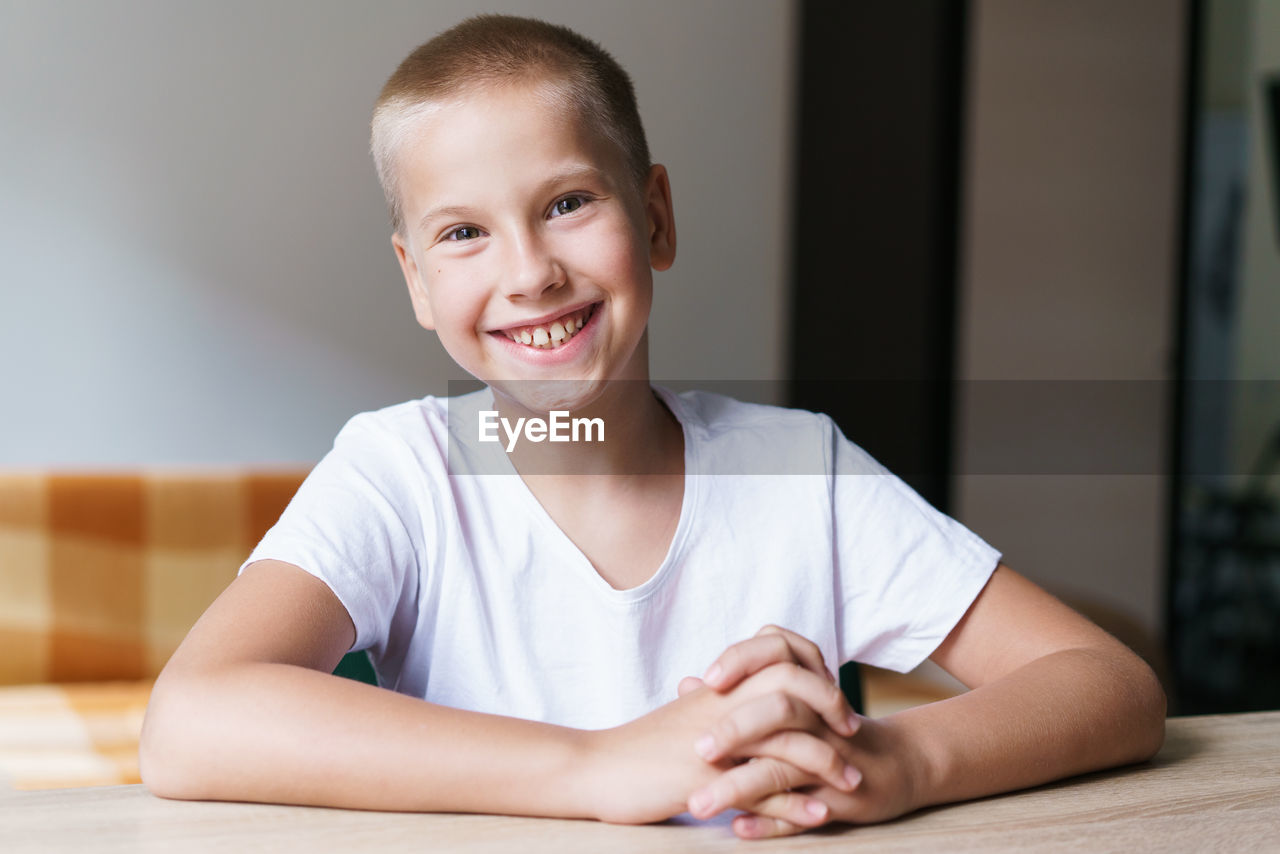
[397,83,635,219]
[408,81,611,164]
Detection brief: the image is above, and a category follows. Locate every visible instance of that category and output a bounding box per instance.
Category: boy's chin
[489,378,609,415]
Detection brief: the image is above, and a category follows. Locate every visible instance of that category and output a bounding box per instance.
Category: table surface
[4,712,1278,853]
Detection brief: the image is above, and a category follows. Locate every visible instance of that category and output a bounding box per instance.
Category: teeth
[504,304,594,350]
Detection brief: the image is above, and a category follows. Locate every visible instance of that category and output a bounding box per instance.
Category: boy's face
[390,80,675,410]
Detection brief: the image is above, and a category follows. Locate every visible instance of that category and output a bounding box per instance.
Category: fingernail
[844,765,862,789]
[737,816,759,836]
[846,713,860,736]
[694,734,717,760]
[689,790,713,815]
[703,663,723,685]
[806,799,828,819]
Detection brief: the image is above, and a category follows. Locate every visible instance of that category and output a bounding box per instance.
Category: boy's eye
[447,226,483,241]
[551,196,585,217]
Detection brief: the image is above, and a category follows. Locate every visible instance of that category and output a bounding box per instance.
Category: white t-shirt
[243,386,1000,730]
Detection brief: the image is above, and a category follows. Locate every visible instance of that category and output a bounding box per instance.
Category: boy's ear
[391,232,436,330]
[643,164,676,272]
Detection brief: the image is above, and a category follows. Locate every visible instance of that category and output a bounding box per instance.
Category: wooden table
[4,713,1277,853]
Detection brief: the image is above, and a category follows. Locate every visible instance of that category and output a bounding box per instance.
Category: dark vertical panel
[1269,76,1280,245]
[1165,0,1202,716]
[787,0,967,511]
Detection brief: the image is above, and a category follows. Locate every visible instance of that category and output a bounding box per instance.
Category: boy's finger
[686,756,816,820]
[738,790,834,838]
[696,689,844,764]
[703,631,831,692]
[702,634,796,689]
[734,812,808,840]
[747,661,860,738]
[694,691,813,762]
[755,625,835,682]
[676,676,704,697]
[736,729,861,793]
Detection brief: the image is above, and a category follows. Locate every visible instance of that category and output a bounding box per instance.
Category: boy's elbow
[139,709,190,800]
[1124,654,1168,763]
[139,678,212,800]
[139,733,187,800]
[1141,674,1168,760]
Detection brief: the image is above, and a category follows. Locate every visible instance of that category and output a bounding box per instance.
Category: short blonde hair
[371,15,652,235]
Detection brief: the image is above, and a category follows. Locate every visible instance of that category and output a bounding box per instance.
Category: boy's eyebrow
[416,164,611,233]
[535,164,609,191]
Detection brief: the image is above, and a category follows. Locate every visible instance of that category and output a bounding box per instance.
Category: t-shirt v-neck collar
[480,384,699,603]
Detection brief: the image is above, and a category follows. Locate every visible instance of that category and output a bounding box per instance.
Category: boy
[140,15,1165,840]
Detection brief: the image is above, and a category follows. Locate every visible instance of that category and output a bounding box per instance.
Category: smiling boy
[140,15,1166,839]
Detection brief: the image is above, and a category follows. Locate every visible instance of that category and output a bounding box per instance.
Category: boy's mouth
[494,303,598,350]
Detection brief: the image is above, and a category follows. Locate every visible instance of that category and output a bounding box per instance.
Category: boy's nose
[501,233,565,300]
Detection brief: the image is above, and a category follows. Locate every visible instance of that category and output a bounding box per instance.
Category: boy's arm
[140,559,598,817]
[141,559,849,823]
[686,565,1167,838]
[895,564,1167,804]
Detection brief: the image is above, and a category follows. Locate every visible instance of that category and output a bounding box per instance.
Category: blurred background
[1,0,1277,715]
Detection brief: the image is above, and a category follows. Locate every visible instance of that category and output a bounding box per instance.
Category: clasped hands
[588,626,922,839]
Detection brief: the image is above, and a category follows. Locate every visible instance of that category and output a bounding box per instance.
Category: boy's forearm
[141,662,597,818]
[886,646,1167,811]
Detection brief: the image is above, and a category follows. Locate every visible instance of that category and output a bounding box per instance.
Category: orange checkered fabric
[0,470,307,685]
[0,470,307,790]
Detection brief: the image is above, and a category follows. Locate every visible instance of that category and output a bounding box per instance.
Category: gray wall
[3,0,1192,649]
[955,0,1185,642]
[0,0,795,465]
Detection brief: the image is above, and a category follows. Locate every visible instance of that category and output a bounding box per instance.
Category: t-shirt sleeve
[239,412,423,658]
[826,415,1001,673]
